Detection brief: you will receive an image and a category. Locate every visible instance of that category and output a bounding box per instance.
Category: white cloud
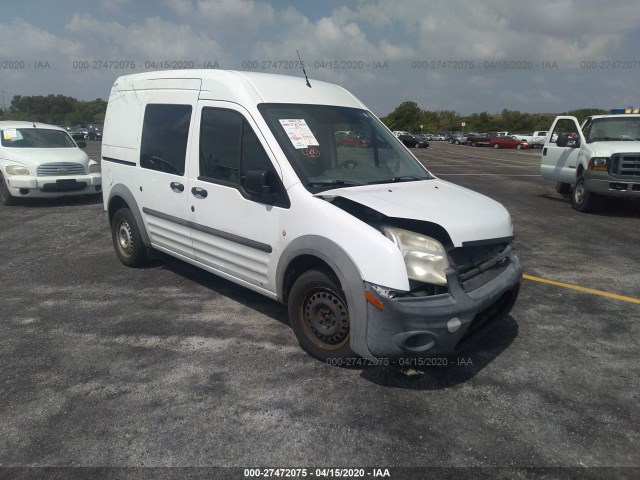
[66,14,225,61]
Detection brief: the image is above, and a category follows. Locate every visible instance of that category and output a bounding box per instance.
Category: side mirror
[245,170,276,203]
[556,134,580,148]
[76,140,87,149]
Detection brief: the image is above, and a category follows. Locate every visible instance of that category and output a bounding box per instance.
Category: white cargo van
[101,70,522,361]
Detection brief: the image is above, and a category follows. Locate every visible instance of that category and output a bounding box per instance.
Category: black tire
[0,173,18,206]
[288,269,356,361]
[493,143,500,149]
[516,144,522,150]
[111,207,148,266]
[556,181,571,197]
[454,140,460,145]
[571,175,597,213]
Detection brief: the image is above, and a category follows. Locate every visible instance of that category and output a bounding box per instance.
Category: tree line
[0,94,608,132]
[0,94,107,125]
[380,101,608,134]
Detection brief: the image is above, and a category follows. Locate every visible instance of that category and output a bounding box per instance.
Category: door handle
[542,148,547,156]
[191,187,208,199]
[170,181,184,192]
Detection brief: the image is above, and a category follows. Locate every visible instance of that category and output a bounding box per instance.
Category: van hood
[316,179,513,247]
[586,141,640,157]
[0,147,90,166]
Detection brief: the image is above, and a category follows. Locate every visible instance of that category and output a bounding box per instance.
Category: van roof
[110,69,366,109]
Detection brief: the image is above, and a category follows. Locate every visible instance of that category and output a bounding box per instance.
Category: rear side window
[140,104,192,175]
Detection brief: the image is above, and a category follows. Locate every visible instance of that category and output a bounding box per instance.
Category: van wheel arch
[108,195,130,224]
[276,236,371,359]
[282,255,338,305]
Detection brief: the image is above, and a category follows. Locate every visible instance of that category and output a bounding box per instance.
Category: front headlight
[588,157,609,171]
[5,165,30,176]
[382,226,450,285]
[89,163,101,174]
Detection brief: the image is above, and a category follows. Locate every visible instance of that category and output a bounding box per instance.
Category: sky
[1,0,639,116]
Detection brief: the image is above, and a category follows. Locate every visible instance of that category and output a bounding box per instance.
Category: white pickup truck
[540,111,640,212]
[513,131,549,148]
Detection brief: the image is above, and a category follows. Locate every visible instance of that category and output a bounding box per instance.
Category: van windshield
[258,104,432,192]
[1,128,77,148]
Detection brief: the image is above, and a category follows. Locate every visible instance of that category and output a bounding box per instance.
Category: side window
[199,108,242,183]
[140,104,192,175]
[199,107,273,185]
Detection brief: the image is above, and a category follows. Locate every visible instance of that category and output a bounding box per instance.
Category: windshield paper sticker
[2,128,18,140]
[279,119,319,149]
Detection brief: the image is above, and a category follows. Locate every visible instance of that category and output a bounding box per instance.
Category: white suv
[102,70,522,361]
[0,121,102,205]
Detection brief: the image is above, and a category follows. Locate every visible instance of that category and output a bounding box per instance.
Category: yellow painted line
[523,274,640,305]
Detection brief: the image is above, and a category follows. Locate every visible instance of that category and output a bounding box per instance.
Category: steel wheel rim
[574,182,585,205]
[117,220,134,254]
[301,287,349,350]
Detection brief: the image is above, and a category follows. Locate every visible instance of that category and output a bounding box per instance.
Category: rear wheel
[288,269,355,361]
[111,207,148,266]
[0,174,18,206]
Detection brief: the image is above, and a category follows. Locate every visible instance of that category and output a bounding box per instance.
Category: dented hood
[316,179,513,247]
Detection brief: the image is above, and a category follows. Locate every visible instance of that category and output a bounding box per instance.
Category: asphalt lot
[1,140,638,476]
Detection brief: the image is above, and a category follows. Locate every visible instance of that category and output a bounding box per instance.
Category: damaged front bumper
[364,252,522,358]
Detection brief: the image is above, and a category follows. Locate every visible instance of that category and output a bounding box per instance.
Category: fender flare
[107,183,151,247]
[276,235,372,358]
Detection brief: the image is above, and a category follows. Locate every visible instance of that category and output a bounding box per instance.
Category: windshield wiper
[307,180,363,187]
[367,176,428,185]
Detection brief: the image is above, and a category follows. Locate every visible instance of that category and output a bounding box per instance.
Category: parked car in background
[397,132,426,148]
[392,130,412,138]
[66,127,86,141]
[452,133,472,145]
[0,121,101,205]
[86,124,102,140]
[75,125,90,140]
[413,134,430,148]
[430,134,446,141]
[490,135,530,149]
[338,132,372,148]
[541,111,640,212]
[513,131,549,148]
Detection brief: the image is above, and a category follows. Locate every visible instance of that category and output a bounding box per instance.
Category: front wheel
[111,207,148,266]
[493,143,500,149]
[0,174,18,206]
[571,175,597,212]
[288,269,355,362]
